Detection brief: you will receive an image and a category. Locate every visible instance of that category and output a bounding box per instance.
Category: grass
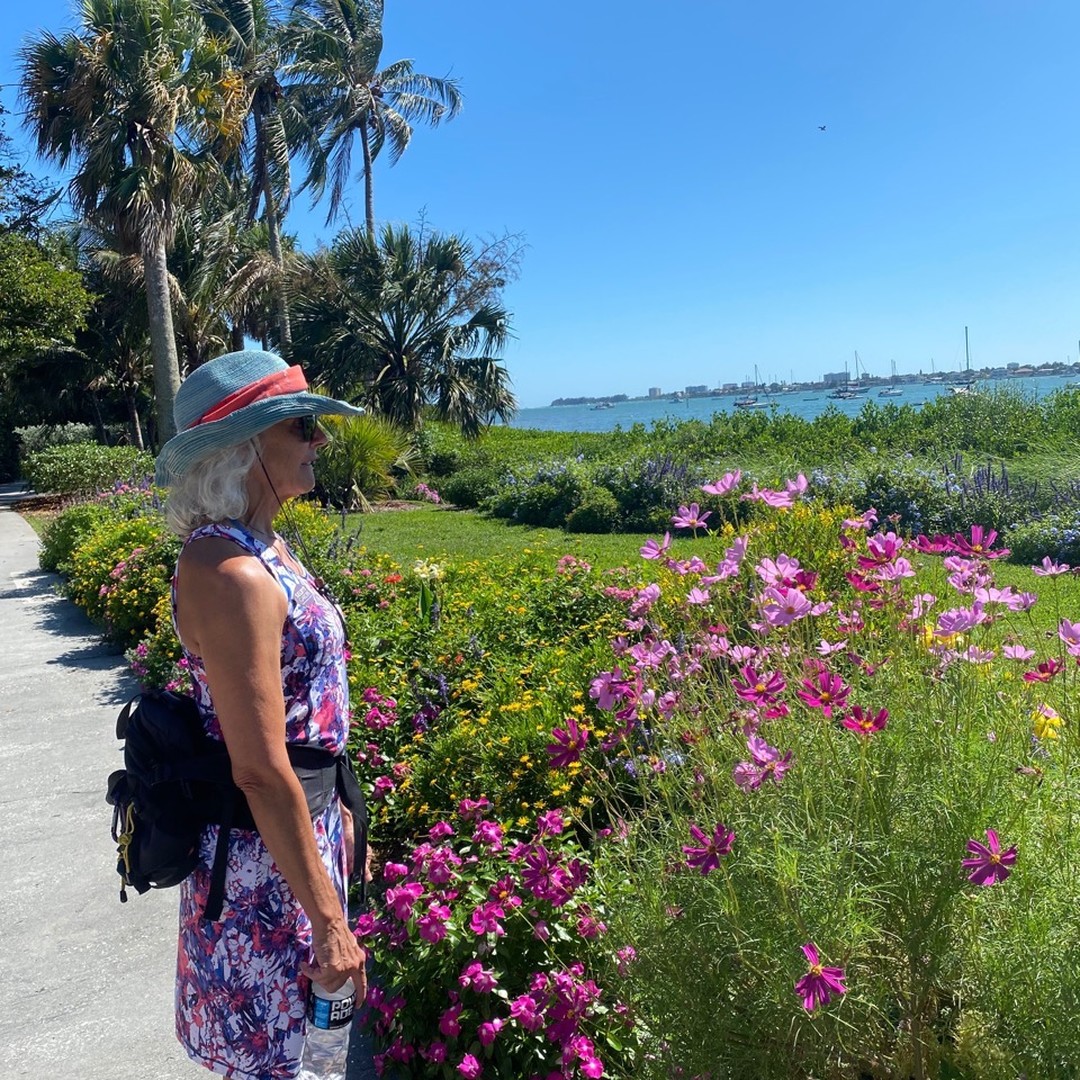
[346,505,653,571]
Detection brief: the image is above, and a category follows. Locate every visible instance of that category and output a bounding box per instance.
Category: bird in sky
[818,124,827,131]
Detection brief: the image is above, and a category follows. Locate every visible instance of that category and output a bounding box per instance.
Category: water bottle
[297,978,355,1080]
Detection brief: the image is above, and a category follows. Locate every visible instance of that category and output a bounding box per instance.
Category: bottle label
[308,990,356,1030]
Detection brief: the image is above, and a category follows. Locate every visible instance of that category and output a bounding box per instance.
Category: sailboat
[878,359,903,396]
[733,365,769,408]
[949,327,978,394]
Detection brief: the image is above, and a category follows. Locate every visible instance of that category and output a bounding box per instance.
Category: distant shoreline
[547,365,1080,408]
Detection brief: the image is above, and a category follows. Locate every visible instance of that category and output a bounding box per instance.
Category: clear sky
[2,1,1080,407]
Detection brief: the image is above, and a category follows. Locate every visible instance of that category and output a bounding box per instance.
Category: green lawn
[345,505,653,570]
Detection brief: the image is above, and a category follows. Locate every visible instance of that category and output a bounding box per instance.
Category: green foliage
[16,423,101,460]
[39,500,120,573]
[315,413,416,510]
[64,515,178,644]
[565,486,621,533]
[22,443,154,496]
[0,232,91,361]
[1005,513,1080,566]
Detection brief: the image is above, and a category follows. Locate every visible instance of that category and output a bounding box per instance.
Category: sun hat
[155,350,364,485]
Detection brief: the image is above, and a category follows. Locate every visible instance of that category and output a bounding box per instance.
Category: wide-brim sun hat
[155,349,364,485]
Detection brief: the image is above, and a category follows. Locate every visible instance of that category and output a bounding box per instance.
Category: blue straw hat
[155,350,363,485]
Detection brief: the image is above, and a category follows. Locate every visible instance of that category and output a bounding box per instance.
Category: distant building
[648,387,663,398]
[685,384,708,395]
[823,370,849,386]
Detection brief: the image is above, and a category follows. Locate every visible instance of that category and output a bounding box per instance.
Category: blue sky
[2,1,1080,407]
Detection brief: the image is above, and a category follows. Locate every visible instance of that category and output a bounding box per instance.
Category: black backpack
[106,689,367,921]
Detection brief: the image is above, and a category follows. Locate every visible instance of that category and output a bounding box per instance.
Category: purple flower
[459,961,498,994]
[682,822,735,875]
[547,717,590,767]
[456,1052,482,1078]
[671,502,712,531]
[640,532,672,560]
[794,942,848,1012]
[962,828,1017,886]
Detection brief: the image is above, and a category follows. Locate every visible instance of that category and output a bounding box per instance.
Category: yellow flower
[1033,704,1063,740]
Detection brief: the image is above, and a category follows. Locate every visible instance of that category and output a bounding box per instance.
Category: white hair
[164,438,261,538]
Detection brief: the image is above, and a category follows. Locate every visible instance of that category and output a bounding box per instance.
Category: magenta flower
[731,665,786,705]
[841,705,889,736]
[682,822,735,875]
[547,717,590,767]
[794,943,848,1012]
[733,735,793,791]
[417,903,452,943]
[701,470,741,496]
[456,1053,483,1079]
[477,1018,505,1046]
[952,524,1010,559]
[1023,658,1064,683]
[935,603,987,636]
[796,670,850,717]
[439,1002,463,1037]
[1060,619,1080,656]
[671,502,712,531]
[963,828,1018,886]
[469,901,506,937]
[458,962,499,993]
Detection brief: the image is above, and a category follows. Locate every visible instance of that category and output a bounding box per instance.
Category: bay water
[505,375,1078,434]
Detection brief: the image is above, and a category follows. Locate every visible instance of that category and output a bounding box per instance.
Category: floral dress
[171,521,350,1079]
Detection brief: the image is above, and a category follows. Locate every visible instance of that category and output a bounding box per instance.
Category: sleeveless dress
[171,521,350,1080]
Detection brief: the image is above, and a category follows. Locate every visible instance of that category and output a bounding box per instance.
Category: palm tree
[20,0,245,441]
[284,0,462,236]
[291,223,516,437]
[197,0,296,353]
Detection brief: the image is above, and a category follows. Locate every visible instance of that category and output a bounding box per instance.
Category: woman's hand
[302,918,368,1001]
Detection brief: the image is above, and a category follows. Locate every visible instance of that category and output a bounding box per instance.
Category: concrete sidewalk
[0,486,377,1080]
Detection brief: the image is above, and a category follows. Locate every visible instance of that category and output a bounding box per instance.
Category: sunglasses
[294,413,320,442]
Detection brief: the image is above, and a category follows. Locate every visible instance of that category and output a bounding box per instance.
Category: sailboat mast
[965,326,970,373]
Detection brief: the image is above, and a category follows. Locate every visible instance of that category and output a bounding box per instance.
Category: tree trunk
[264,183,292,357]
[361,114,376,238]
[141,231,182,444]
[230,323,245,351]
[125,386,145,451]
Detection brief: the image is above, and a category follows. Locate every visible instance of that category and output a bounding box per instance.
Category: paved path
[0,485,376,1079]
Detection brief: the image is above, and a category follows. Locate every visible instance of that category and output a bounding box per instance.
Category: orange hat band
[192,365,309,427]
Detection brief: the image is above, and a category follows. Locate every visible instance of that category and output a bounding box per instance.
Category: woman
[155,349,368,1078]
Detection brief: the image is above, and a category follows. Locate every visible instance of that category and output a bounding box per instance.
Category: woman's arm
[176,538,366,997]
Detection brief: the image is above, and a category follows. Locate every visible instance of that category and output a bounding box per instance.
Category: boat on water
[589,401,615,410]
[827,389,859,400]
[878,387,903,397]
[733,395,759,408]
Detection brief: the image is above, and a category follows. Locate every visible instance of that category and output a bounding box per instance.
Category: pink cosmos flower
[732,735,793,791]
[1023,658,1064,683]
[628,582,662,616]
[686,586,711,605]
[755,554,802,587]
[731,665,786,705]
[1059,619,1080,654]
[640,532,672,560]
[842,508,879,530]
[841,705,889,736]
[701,470,742,496]
[962,828,1017,886]
[935,603,986,636]
[785,472,809,497]
[1002,643,1036,661]
[547,717,590,767]
[759,585,813,627]
[1033,556,1071,575]
[794,943,848,1012]
[741,483,795,509]
[860,530,905,565]
[590,667,632,710]
[796,670,850,717]
[682,822,735,875]
[672,503,712,531]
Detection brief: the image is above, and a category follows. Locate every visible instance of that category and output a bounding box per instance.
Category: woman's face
[252,414,329,503]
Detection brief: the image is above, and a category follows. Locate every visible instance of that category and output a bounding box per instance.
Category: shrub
[39,501,120,573]
[15,422,100,460]
[490,463,591,528]
[438,464,504,509]
[22,443,154,497]
[1005,513,1080,566]
[316,414,417,510]
[65,516,176,642]
[565,486,621,533]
